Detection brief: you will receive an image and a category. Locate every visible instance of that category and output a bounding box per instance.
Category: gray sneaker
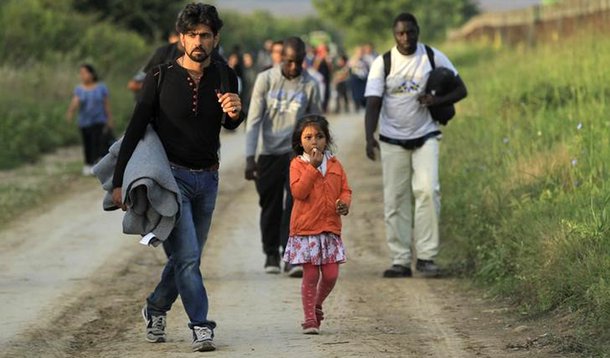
[192,326,216,352]
[141,304,166,343]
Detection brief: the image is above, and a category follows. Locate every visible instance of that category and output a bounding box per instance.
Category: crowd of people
[225,40,379,115]
[66,1,466,353]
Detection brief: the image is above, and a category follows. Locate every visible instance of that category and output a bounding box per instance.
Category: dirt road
[1,114,564,357]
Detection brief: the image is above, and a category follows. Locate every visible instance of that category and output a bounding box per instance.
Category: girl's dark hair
[176,3,224,35]
[292,114,334,155]
[80,63,99,82]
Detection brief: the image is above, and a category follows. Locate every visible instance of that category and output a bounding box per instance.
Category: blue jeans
[147,166,218,329]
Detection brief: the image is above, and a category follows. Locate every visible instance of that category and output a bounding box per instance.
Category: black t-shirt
[113,61,244,188]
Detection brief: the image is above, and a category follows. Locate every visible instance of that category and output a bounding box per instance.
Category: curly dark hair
[176,3,224,35]
[292,114,334,156]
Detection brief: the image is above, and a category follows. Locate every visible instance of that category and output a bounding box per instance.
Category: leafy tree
[312,0,478,47]
[219,10,342,54]
[72,0,184,40]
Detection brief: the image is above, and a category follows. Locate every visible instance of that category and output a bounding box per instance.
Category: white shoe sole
[287,266,303,278]
[302,327,320,335]
[193,340,216,352]
[265,266,281,274]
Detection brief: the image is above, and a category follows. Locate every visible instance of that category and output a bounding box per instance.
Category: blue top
[74,83,108,128]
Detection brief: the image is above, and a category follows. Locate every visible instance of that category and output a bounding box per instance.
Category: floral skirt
[283,232,346,265]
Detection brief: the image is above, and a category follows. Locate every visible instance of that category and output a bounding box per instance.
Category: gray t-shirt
[245,66,321,157]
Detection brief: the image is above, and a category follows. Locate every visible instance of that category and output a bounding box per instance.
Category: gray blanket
[93,126,181,245]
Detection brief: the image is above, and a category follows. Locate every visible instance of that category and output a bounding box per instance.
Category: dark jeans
[255,153,293,257]
[80,123,105,165]
[335,81,350,113]
[350,75,367,110]
[147,166,219,329]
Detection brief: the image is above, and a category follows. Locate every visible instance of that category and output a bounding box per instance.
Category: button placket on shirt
[187,76,198,114]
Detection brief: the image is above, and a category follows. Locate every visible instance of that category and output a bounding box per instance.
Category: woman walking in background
[66,64,113,176]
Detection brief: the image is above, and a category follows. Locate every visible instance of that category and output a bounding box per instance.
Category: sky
[214,0,543,17]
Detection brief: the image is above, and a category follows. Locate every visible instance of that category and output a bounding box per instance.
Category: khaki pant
[380,139,441,266]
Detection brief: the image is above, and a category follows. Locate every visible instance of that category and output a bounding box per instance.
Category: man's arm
[244,72,268,180]
[364,96,382,161]
[111,72,157,208]
[307,79,322,114]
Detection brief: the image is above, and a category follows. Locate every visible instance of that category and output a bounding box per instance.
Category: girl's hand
[310,148,324,168]
[336,199,349,216]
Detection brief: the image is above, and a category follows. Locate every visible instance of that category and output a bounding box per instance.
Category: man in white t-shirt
[364,12,467,278]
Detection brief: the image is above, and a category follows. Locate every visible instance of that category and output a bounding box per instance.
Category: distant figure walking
[283,115,351,334]
[66,64,114,176]
[245,37,321,277]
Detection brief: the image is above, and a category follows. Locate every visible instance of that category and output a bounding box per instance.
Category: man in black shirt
[112,3,244,352]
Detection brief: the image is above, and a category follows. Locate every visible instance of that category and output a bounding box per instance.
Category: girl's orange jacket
[289,155,352,237]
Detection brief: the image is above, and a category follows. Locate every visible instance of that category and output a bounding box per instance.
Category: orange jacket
[289,155,352,237]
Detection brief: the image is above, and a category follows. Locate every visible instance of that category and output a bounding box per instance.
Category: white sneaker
[82,165,93,176]
[192,326,215,352]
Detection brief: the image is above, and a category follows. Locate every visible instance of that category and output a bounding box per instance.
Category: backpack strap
[424,44,435,69]
[383,51,391,79]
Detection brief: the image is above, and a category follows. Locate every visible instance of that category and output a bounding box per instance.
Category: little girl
[283,115,352,334]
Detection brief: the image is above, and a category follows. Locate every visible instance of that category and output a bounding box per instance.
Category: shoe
[285,263,303,278]
[264,254,281,274]
[382,264,412,278]
[302,320,320,335]
[141,304,166,343]
[192,326,216,352]
[416,259,440,277]
[315,305,324,323]
[82,165,93,176]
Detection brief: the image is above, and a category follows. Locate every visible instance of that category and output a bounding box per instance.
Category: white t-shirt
[365,44,458,140]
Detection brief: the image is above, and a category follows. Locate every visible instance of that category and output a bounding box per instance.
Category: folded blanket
[93,125,181,245]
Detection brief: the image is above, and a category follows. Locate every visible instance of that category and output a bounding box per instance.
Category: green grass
[438,36,610,355]
[0,0,150,169]
[0,147,85,226]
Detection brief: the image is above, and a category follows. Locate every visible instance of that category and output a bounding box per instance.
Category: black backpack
[382,45,457,125]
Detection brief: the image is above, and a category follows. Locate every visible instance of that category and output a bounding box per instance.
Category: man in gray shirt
[245,37,321,276]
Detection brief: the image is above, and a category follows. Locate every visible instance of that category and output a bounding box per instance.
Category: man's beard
[187,47,209,63]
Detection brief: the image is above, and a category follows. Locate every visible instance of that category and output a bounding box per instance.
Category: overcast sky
[214,0,543,17]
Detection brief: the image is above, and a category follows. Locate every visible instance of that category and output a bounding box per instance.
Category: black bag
[382,45,457,125]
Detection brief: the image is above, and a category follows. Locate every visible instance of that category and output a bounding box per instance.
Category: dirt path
[1,114,565,357]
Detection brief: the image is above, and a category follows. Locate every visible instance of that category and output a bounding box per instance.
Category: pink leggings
[301,263,339,325]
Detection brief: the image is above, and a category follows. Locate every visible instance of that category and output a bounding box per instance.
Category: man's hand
[310,148,324,168]
[245,156,258,181]
[336,199,349,216]
[112,187,126,211]
[218,92,242,120]
[418,94,438,107]
[366,138,380,161]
